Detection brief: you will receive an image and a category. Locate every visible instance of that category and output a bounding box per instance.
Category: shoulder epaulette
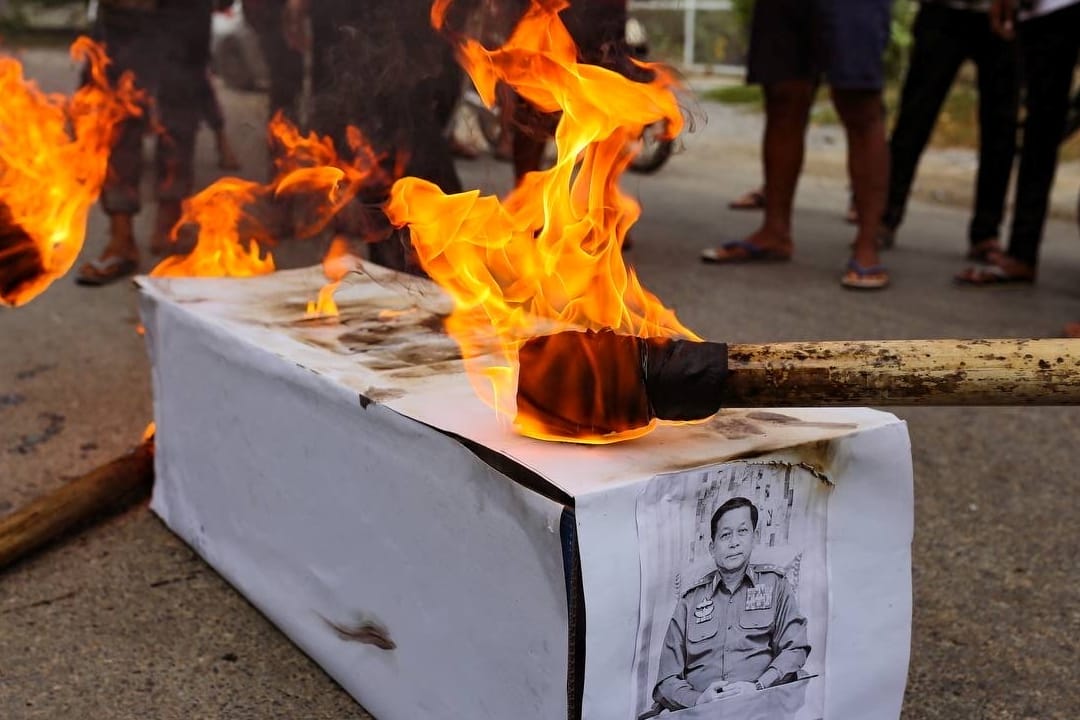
[752,563,786,577]
[682,571,716,595]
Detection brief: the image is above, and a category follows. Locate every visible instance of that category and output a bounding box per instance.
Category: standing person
[243,0,303,127]
[955,0,1080,285]
[195,67,241,170]
[284,0,466,273]
[77,0,212,285]
[700,0,893,291]
[882,0,1019,259]
[196,1,241,171]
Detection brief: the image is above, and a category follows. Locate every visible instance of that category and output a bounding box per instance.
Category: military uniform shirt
[653,565,810,710]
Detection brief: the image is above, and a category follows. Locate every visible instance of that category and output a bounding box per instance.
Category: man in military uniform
[652,497,810,711]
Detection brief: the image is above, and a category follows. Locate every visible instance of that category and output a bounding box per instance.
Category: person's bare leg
[150,199,183,256]
[75,212,138,285]
[708,80,814,261]
[757,81,816,248]
[215,129,241,171]
[102,213,138,262]
[832,87,888,270]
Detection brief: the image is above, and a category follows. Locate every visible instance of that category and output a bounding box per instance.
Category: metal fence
[629,0,744,74]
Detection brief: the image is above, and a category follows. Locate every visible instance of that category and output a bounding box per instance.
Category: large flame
[386,0,697,443]
[151,114,382,280]
[0,38,141,306]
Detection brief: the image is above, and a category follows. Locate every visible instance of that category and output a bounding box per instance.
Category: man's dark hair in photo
[710,497,758,539]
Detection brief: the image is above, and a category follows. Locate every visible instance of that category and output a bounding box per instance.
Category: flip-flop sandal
[700,239,792,264]
[75,255,138,287]
[840,259,889,290]
[728,189,765,211]
[954,262,1034,287]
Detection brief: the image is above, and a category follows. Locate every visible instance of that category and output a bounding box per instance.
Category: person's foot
[76,213,139,286]
[954,253,1036,286]
[701,228,793,264]
[215,130,241,171]
[728,187,765,211]
[840,259,889,290]
[842,235,888,289]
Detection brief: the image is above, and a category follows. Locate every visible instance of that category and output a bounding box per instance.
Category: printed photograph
[631,462,830,719]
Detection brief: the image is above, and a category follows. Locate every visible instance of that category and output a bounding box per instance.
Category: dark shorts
[747,0,892,91]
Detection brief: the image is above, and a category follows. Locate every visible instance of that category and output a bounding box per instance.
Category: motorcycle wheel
[629,122,674,175]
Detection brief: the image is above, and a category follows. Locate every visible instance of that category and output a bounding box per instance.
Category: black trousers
[243,0,303,124]
[883,3,1019,245]
[99,1,210,215]
[1007,1,1080,267]
[308,0,463,272]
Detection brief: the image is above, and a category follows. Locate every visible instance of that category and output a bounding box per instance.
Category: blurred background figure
[284,0,466,273]
[78,0,225,286]
[196,58,241,171]
[241,0,303,129]
[882,0,1018,260]
[955,0,1079,286]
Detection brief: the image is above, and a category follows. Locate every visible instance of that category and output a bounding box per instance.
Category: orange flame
[150,176,273,278]
[386,0,696,443]
[305,235,355,318]
[0,38,141,306]
[151,114,383,281]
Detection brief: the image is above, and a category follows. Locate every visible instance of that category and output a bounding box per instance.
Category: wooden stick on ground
[0,439,155,571]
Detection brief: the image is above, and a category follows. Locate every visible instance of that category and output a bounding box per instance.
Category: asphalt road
[2,46,1079,720]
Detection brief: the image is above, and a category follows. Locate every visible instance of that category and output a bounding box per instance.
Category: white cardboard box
[137,266,913,720]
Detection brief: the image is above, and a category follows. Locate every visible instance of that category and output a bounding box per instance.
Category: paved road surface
[1,46,1078,720]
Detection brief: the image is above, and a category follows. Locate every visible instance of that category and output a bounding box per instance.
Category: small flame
[150,176,274,278]
[141,421,156,442]
[151,114,383,280]
[0,38,141,306]
[386,0,696,443]
[306,236,355,317]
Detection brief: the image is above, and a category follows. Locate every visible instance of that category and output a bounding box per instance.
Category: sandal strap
[846,258,887,276]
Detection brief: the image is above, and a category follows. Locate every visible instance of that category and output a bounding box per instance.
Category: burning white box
[137,265,913,720]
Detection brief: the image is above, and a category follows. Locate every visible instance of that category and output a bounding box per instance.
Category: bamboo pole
[516,333,1080,437]
[722,338,1080,406]
[0,439,155,571]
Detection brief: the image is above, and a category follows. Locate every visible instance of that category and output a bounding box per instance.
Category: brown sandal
[75,255,138,286]
[954,256,1035,287]
[728,188,765,211]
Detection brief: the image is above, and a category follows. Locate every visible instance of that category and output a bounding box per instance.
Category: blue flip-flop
[840,259,889,290]
[700,239,792,264]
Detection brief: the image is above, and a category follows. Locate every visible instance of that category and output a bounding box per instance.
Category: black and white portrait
[631,462,829,719]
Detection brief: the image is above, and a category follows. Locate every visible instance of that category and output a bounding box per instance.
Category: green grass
[702,84,763,106]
